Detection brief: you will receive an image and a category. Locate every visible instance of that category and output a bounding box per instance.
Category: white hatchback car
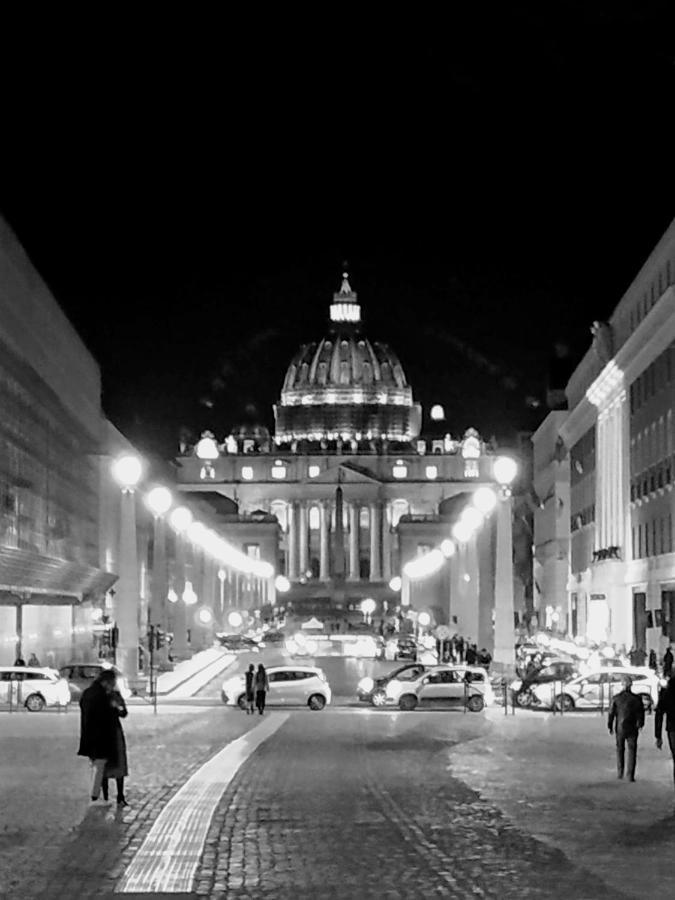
[221,665,332,711]
[385,664,494,712]
[531,666,660,712]
[0,666,71,711]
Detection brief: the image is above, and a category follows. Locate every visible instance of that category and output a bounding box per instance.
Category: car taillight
[317,669,327,682]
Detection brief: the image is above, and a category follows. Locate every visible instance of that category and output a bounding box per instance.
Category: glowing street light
[430,404,445,421]
[170,506,193,532]
[452,520,474,544]
[460,506,483,532]
[388,575,402,592]
[182,581,198,606]
[145,485,172,517]
[228,611,243,628]
[361,598,376,616]
[275,575,291,593]
[418,612,431,627]
[472,486,498,514]
[167,589,178,604]
[197,608,213,626]
[493,455,518,487]
[440,539,455,558]
[112,455,142,491]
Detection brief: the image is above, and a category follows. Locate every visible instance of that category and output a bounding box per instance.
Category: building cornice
[559,396,596,448]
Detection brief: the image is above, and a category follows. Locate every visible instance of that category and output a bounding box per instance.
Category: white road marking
[116,712,289,894]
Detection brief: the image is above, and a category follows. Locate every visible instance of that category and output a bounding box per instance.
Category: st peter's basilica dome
[274,274,421,445]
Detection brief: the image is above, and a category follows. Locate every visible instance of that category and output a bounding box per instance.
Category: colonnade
[285,499,390,582]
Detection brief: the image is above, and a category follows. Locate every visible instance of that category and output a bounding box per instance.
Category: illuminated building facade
[177,274,518,649]
[534,218,675,651]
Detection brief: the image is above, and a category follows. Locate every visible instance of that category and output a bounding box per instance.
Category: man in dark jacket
[663,646,674,678]
[655,674,675,791]
[608,675,645,781]
[78,670,118,802]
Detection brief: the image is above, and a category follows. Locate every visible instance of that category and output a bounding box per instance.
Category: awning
[0,546,117,605]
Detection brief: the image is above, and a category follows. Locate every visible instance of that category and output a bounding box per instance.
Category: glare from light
[167,589,178,604]
[494,455,518,486]
[452,520,474,543]
[217,568,226,582]
[430,404,445,421]
[361,598,376,616]
[196,434,219,460]
[463,573,471,582]
[388,576,402,592]
[275,574,291,593]
[418,612,431,627]
[308,465,320,478]
[473,486,498,514]
[182,581,198,606]
[359,677,374,692]
[145,486,172,517]
[169,506,193,532]
[425,465,438,480]
[197,608,213,625]
[440,539,455,558]
[461,507,484,531]
[187,521,207,545]
[404,548,444,580]
[241,466,254,481]
[112,455,142,489]
[601,645,615,659]
[228,611,243,628]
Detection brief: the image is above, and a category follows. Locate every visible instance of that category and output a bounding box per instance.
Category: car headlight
[358,677,374,692]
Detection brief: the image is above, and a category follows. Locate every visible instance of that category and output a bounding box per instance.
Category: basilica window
[245,544,260,559]
[241,466,254,481]
[359,507,370,529]
[392,460,407,479]
[270,500,287,531]
[391,499,409,528]
[272,461,286,480]
[309,506,321,531]
[425,465,438,480]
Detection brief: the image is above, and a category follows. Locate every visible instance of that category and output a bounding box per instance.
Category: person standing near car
[244,664,256,715]
[465,643,477,665]
[77,669,118,803]
[655,674,675,795]
[101,687,129,807]
[255,663,269,715]
[608,675,645,782]
[663,646,674,679]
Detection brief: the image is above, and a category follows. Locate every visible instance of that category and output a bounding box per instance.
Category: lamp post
[169,506,192,659]
[493,456,518,672]
[146,486,172,666]
[111,454,143,689]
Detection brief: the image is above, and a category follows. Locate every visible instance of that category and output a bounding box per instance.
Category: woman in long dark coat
[77,670,118,802]
[101,689,129,806]
[255,663,270,715]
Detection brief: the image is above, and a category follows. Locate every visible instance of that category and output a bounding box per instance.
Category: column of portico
[287,501,298,581]
[319,500,330,581]
[348,502,360,581]
[369,502,382,581]
[382,504,392,580]
[298,501,309,577]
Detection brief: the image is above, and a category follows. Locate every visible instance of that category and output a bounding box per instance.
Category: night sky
[2,7,674,457]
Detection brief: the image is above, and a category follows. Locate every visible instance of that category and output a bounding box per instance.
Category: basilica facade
[176,275,517,648]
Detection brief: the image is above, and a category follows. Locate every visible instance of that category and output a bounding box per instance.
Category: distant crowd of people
[437,635,493,671]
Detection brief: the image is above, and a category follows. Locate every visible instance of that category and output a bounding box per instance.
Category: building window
[309,506,321,531]
[417,543,432,556]
[359,507,370,529]
[391,499,409,528]
[464,459,479,478]
[270,500,287,531]
[245,543,260,559]
[392,461,407,479]
[425,465,438,480]
[241,466,254,481]
[308,465,320,478]
[272,463,287,480]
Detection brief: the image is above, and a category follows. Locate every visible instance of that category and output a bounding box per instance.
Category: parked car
[216,634,261,652]
[509,658,578,707]
[395,637,420,660]
[221,665,331,710]
[262,631,286,645]
[357,662,429,706]
[385,664,494,712]
[0,666,71,711]
[530,666,660,712]
[58,662,131,702]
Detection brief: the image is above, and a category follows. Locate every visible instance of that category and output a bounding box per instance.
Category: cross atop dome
[331,264,360,323]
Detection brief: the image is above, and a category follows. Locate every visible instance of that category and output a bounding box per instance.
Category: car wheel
[516,689,534,708]
[25,693,45,712]
[640,693,653,713]
[399,694,417,711]
[371,690,387,708]
[466,694,484,713]
[554,694,574,712]
[237,694,247,710]
[308,694,326,711]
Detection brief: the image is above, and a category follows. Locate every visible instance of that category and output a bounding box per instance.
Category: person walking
[77,670,118,803]
[608,675,645,781]
[629,646,646,667]
[655,674,675,796]
[27,652,41,667]
[244,663,256,715]
[649,649,658,672]
[477,648,492,672]
[101,688,129,807]
[465,643,478,666]
[255,663,269,715]
[663,646,674,679]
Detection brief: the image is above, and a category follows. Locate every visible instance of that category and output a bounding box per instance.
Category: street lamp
[473,486,498,514]
[440,539,455,558]
[418,612,431,627]
[388,575,402,592]
[275,575,291,593]
[182,581,198,606]
[169,506,193,532]
[452,520,473,544]
[460,506,483,532]
[228,611,243,629]
[197,607,213,626]
[111,454,143,687]
[494,456,518,490]
[361,597,376,625]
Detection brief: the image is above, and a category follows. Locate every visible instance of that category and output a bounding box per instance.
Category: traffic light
[155,627,165,650]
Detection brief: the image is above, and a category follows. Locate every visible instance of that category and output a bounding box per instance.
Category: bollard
[559,681,564,717]
[503,680,508,716]
[463,679,467,715]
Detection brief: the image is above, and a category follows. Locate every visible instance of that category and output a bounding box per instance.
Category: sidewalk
[449,708,675,899]
[156,647,227,695]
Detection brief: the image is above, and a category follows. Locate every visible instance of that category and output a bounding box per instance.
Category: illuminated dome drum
[274,274,421,444]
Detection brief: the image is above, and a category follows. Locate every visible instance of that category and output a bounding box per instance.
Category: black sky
[1,5,674,456]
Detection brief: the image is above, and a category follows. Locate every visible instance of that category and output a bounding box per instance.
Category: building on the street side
[176,272,520,653]
[0,217,116,666]
[533,217,675,652]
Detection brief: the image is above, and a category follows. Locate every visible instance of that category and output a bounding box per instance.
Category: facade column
[464,535,480,644]
[382,504,392,580]
[319,500,330,581]
[287,502,298,581]
[401,572,411,608]
[299,502,309,577]
[369,502,382,581]
[493,494,516,669]
[348,502,360,581]
[115,489,140,685]
[150,515,169,662]
[172,533,189,658]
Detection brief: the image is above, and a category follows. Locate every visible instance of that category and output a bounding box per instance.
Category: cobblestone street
[5,703,675,899]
